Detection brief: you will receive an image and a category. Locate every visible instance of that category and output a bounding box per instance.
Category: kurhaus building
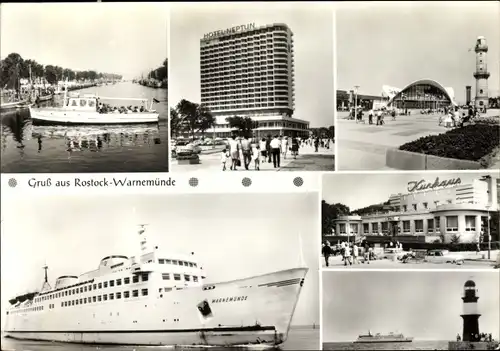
[200,23,310,139]
[333,175,499,244]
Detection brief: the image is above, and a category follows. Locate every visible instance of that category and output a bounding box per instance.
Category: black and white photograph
[0,192,320,350]
[335,1,499,171]
[169,2,335,172]
[321,172,500,269]
[0,3,168,173]
[322,271,500,350]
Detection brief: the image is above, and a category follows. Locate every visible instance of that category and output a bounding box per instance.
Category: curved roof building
[385,79,458,109]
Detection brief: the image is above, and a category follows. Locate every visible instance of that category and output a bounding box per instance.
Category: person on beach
[322,242,332,267]
[221,148,229,171]
[251,143,260,171]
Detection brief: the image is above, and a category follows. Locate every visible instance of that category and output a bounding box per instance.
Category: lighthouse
[461,280,481,342]
[473,36,490,109]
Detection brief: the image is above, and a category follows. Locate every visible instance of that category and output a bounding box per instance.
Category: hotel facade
[200,23,310,139]
[332,175,499,244]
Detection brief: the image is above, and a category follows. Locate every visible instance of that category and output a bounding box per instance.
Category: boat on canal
[29,85,160,125]
[4,224,308,347]
[354,331,413,343]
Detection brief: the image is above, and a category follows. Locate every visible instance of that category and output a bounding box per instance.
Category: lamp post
[354,85,360,118]
[479,174,493,260]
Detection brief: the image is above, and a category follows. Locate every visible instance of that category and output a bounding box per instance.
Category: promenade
[337,110,500,170]
[170,143,335,173]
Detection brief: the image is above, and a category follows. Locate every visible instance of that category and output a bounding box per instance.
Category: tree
[322,200,351,235]
[170,107,182,138]
[1,53,24,89]
[225,115,256,138]
[328,125,335,139]
[44,65,58,85]
[174,99,215,140]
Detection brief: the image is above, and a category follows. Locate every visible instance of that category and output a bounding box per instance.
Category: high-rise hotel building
[200,23,310,138]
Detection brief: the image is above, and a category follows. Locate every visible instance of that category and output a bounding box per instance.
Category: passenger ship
[4,225,308,346]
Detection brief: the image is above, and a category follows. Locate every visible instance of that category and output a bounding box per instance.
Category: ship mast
[41,264,52,292]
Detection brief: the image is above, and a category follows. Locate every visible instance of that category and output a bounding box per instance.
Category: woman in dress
[291,135,299,159]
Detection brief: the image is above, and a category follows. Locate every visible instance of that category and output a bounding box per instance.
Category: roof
[387,79,458,107]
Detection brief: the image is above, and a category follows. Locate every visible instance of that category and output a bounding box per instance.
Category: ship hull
[4,267,307,346]
[29,107,159,125]
[354,339,413,343]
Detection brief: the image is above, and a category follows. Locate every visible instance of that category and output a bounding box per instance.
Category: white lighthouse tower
[473,36,490,109]
[461,280,481,342]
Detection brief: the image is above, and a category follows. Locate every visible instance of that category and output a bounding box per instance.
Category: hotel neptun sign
[202,23,256,41]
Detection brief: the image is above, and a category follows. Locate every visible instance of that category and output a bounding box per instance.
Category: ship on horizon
[4,225,308,347]
[354,331,414,343]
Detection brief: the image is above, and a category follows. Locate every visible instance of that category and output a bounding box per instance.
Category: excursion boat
[4,225,308,346]
[29,86,159,125]
[354,331,413,343]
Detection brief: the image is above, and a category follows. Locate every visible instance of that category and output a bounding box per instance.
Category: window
[403,221,411,233]
[172,260,178,265]
[76,300,79,305]
[84,286,87,292]
[193,276,198,283]
[339,223,346,234]
[363,223,369,234]
[110,280,114,287]
[89,285,92,292]
[427,219,434,232]
[132,290,139,297]
[132,275,139,283]
[72,289,76,294]
[162,273,170,280]
[141,274,149,282]
[412,204,417,211]
[72,300,75,306]
[184,275,191,281]
[159,259,165,264]
[103,282,108,288]
[79,298,83,304]
[415,220,424,233]
[381,222,388,233]
[372,223,378,233]
[465,216,476,231]
[98,283,102,289]
[174,274,181,281]
[93,284,97,290]
[349,223,358,234]
[402,205,407,212]
[434,201,440,206]
[116,292,122,299]
[124,291,130,298]
[189,262,194,267]
[141,289,148,296]
[446,216,458,232]
[80,99,87,107]
[109,293,114,300]
[93,296,96,303]
[98,296,102,302]
[447,199,452,204]
[179,261,184,266]
[80,287,83,293]
[103,294,108,301]
[124,277,130,284]
[166,259,172,264]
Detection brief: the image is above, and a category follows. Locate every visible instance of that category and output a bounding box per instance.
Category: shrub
[399,124,500,161]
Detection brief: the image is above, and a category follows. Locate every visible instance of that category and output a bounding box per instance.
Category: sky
[169,2,335,128]
[0,3,168,80]
[322,171,498,210]
[0,192,319,328]
[337,1,500,101]
[323,271,500,342]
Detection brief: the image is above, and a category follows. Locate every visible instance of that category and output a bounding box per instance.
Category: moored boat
[4,225,308,346]
[29,84,159,125]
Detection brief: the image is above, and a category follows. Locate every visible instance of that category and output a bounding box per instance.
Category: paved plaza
[337,110,500,170]
[321,250,499,269]
[170,143,335,173]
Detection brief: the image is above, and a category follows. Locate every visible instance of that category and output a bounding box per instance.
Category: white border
[166,2,172,172]
[332,5,338,174]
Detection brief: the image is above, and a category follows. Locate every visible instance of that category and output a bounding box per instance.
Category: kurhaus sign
[407,177,461,193]
[203,23,256,40]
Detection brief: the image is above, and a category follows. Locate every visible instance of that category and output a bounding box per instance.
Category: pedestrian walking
[221,148,229,171]
[344,245,352,266]
[240,136,252,170]
[259,138,267,163]
[281,136,289,159]
[270,135,281,168]
[322,242,332,267]
[252,143,260,171]
[353,243,359,264]
[228,135,240,171]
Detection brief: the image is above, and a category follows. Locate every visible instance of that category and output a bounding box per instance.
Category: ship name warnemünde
[407,177,462,193]
[203,23,256,40]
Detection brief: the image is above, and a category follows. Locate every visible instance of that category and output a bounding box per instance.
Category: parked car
[383,247,406,260]
[175,141,202,155]
[424,249,464,265]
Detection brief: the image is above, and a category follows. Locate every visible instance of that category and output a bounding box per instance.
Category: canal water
[0,82,168,173]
